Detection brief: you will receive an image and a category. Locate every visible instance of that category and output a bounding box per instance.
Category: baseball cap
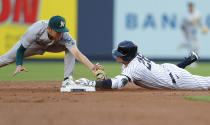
[48,15,69,33]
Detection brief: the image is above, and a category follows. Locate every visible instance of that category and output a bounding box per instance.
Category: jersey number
[137,54,151,70]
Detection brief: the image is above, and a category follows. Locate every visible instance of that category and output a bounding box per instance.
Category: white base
[60,84,96,92]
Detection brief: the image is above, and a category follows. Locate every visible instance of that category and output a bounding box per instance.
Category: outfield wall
[113,0,210,59]
[1,0,210,60]
[77,0,113,60]
[0,0,77,59]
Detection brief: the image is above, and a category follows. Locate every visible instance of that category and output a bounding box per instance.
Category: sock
[177,56,196,69]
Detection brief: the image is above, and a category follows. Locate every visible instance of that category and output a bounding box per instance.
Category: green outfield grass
[184,96,210,102]
[0,61,121,81]
[0,61,210,82]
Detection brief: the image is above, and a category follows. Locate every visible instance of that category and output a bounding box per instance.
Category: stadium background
[1,0,209,61]
[0,1,210,125]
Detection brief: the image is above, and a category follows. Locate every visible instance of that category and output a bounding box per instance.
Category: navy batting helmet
[112,40,138,62]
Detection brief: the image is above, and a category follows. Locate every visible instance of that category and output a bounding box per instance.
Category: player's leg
[176,52,199,69]
[64,50,75,79]
[191,75,210,90]
[188,35,199,67]
[0,41,21,67]
[169,65,210,90]
[191,33,199,53]
[0,41,45,68]
[177,70,210,90]
[45,45,76,87]
[178,34,188,49]
[44,45,75,81]
[62,50,76,87]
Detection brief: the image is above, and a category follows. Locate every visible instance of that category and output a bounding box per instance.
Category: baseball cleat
[189,52,199,62]
[62,76,75,87]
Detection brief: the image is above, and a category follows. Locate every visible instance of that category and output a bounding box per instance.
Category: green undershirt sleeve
[16,44,26,66]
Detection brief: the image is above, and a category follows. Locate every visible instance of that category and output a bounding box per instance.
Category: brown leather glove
[94,70,107,81]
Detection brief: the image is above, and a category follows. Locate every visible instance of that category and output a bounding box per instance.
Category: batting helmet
[112,40,138,62]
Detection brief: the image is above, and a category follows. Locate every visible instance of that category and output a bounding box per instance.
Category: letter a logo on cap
[60,21,65,27]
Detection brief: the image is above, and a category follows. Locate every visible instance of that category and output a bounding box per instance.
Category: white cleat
[62,76,75,88]
[190,52,199,61]
[188,52,199,68]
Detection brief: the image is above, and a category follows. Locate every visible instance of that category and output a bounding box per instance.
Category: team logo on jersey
[60,21,65,27]
[120,78,128,87]
[64,39,75,46]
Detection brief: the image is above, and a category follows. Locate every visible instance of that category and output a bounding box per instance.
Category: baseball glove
[202,26,208,34]
[94,70,107,81]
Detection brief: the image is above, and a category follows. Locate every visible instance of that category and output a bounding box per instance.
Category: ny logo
[60,21,65,27]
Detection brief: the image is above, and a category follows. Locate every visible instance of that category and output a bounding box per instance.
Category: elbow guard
[95,75,129,89]
[111,75,129,89]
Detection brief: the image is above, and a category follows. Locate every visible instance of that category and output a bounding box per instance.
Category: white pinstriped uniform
[121,54,210,90]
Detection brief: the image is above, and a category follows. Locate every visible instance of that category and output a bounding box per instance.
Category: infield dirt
[0,82,209,125]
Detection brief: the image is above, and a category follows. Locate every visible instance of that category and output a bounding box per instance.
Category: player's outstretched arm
[76,75,129,89]
[13,44,28,76]
[68,47,104,71]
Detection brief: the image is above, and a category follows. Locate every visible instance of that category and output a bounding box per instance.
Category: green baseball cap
[48,15,69,32]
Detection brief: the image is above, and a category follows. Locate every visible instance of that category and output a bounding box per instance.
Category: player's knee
[0,55,15,66]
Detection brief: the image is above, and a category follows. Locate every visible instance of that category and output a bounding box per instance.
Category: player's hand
[13,65,28,76]
[91,63,104,71]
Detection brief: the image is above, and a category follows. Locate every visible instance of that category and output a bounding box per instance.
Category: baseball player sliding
[76,40,210,90]
[0,15,103,86]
